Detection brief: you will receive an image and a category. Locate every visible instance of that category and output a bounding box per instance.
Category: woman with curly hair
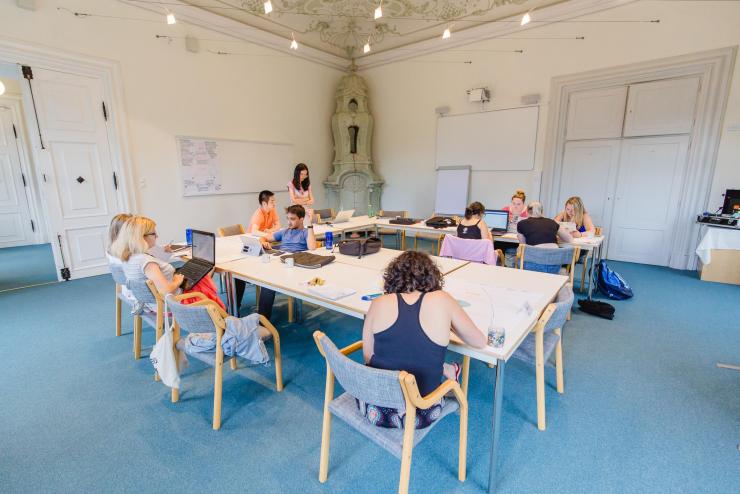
[359,251,486,429]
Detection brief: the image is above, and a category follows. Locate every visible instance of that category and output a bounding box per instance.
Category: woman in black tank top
[359,251,487,430]
[457,201,493,241]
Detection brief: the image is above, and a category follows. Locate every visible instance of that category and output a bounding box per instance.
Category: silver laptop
[330,209,355,224]
[240,235,283,256]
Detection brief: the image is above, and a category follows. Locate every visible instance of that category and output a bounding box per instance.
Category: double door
[558,77,698,266]
[0,105,35,247]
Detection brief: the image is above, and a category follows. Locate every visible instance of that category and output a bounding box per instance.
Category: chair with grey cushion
[313,208,335,224]
[377,210,408,249]
[125,279,164,362]
[110,263,132,338]
[167,294,283,430]
[517,244,580,285]
[512,283,574,431]
[313,331,468,494]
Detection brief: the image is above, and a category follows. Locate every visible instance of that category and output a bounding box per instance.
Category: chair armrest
[533,303,557,332]
[402,374,466,409]
[340,341,363,356]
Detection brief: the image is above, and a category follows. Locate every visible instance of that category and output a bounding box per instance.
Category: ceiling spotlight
[363,42,371,54]
[521,10,532,26]
[166,12,176,25]
[264,0,273,14]
[442,28,451,39]
[290,32,298,50]
[374,2,382,20]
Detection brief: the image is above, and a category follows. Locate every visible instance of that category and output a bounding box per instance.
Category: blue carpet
[0,243,57,291]
[1,260,738,493]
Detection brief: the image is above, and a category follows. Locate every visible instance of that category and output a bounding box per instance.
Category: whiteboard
[434,167,470,216]
[177,136,294,196]
[436,106,539,171]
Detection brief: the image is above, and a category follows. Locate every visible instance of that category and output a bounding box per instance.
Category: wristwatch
[307,225,314,229]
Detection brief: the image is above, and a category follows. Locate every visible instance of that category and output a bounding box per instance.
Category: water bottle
[325,231,333,250]
[185,228,193,246]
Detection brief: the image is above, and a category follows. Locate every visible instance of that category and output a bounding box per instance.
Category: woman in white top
[111,216,184,295]
[287,163,314,207]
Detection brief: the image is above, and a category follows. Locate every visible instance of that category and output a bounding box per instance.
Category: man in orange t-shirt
[248,190,281,234]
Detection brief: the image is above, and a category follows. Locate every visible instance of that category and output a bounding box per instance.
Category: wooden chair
[516,244,580,285]
[313,331,469,494]
[109,263,131,337]
[511,283,574,430]
[439,235,505,266]
[125,278,165,362]
[413,213,448,255]
[377,210,408,249]
[168,293,283,430]
[217,224,246,237]
[313,208,335,224]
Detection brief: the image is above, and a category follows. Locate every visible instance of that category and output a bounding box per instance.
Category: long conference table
[211,235,568,493]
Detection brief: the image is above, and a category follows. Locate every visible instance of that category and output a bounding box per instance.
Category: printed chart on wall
[179,137,222,196]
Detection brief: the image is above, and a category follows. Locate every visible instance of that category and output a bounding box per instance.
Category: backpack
[337,237,382,258]
[597,260,634,300]
[577,299,615,320]
[425,216,457,229]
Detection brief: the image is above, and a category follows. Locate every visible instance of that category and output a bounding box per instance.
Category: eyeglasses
[144,232,158,238]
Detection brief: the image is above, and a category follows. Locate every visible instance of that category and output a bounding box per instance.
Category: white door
[559,140,621,233]
[565,86,628,140]
[624,77,700,137]
[608,136,690,265]
[0,105,35,247]
[30,67,120,279]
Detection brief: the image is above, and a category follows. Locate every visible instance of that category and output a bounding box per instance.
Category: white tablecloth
[695,227,740,265]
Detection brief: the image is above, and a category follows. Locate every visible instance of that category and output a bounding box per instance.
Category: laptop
[558,221,577,232]
[329,209,355,224]
[484,209,509,234]
[240,235,284,256]
[176,230,215,290]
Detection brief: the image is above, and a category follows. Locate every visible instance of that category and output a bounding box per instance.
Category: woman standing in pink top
[288,163,314,221]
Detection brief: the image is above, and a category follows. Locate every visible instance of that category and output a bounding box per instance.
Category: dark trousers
[257,288,276,320]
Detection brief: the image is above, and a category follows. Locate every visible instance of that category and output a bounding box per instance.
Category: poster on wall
[178,137,222,196]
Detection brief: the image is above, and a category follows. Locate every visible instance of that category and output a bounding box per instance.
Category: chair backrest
[313,209,334,223]
[318,335,406,411]
[218,224,245,237]
[125,278,157,305]
[440,235,497,265]
[543,283,575,333]
[378,210,408,219]
[109,263,127,285]
[521,245,577,274]
[167,297,218,334]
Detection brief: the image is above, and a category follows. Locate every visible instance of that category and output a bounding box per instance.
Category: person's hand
[260,237,271,248]
[163,244,173,253]
[571,230,582,238]
[173,273,185,287]
[305,212,313,227]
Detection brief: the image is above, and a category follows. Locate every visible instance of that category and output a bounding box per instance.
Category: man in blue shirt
[257,205,317,319]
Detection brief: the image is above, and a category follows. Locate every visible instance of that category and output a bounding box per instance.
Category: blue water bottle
[186,228,193,246]
[325,231,333,250]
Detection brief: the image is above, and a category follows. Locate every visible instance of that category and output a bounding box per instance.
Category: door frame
[0,94,43,245]
[542,46,737,270]
[0,36,136,280]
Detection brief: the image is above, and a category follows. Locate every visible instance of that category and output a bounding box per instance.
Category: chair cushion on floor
[512,331,561,367]
[329,392,459,460]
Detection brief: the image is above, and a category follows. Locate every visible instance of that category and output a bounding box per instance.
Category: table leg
[488,359,506,494]
[225,273,237,317]
[587,244,600,300]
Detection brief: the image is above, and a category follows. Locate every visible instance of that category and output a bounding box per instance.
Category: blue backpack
[597,260,634,300]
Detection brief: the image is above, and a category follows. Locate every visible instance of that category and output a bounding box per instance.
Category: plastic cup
[487,325,505,348]
[285,257,294,268]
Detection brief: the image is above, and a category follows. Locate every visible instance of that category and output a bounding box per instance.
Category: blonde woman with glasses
[554,196,595,238]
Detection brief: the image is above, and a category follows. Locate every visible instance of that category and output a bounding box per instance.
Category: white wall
[361,0,740,217]
[0,0,343,242]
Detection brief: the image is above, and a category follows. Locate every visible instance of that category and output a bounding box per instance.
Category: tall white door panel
[31,67,120,279]
[558,140,621,234]
[624,77,700,137]
[608,136,690,265]
[565,86,627,140]
[0,106,35,248]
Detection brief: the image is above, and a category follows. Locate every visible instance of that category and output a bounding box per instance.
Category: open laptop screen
[484,210,509,231]
[191,230,215,264]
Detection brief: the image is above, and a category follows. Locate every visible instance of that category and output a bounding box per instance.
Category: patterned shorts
[356,397,446,430]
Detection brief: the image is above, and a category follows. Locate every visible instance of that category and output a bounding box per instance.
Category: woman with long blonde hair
[554,196,595,238]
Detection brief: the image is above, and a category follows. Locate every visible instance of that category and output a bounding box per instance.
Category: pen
[361,293,383,301]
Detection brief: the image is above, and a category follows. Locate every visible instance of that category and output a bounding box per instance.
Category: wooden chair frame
[530,303,565,431]
[169,293,283,430]
[313,331,470,494]
[377,210,408,250]
[217,224,246,237]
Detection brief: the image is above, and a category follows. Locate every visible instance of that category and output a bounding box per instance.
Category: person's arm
[269,213,281,232]
[447,293,487,348]
[287,183,301,205]
[517,233,526,243]
[249,209,263,235]
[260,231,277,248]
[557,227,573,243]
[478,219,493,241]
[362,302,378,363]
[305,215,317,249]
[144,262,184,294]
[305,185,314,206]
[583,213,595,233]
